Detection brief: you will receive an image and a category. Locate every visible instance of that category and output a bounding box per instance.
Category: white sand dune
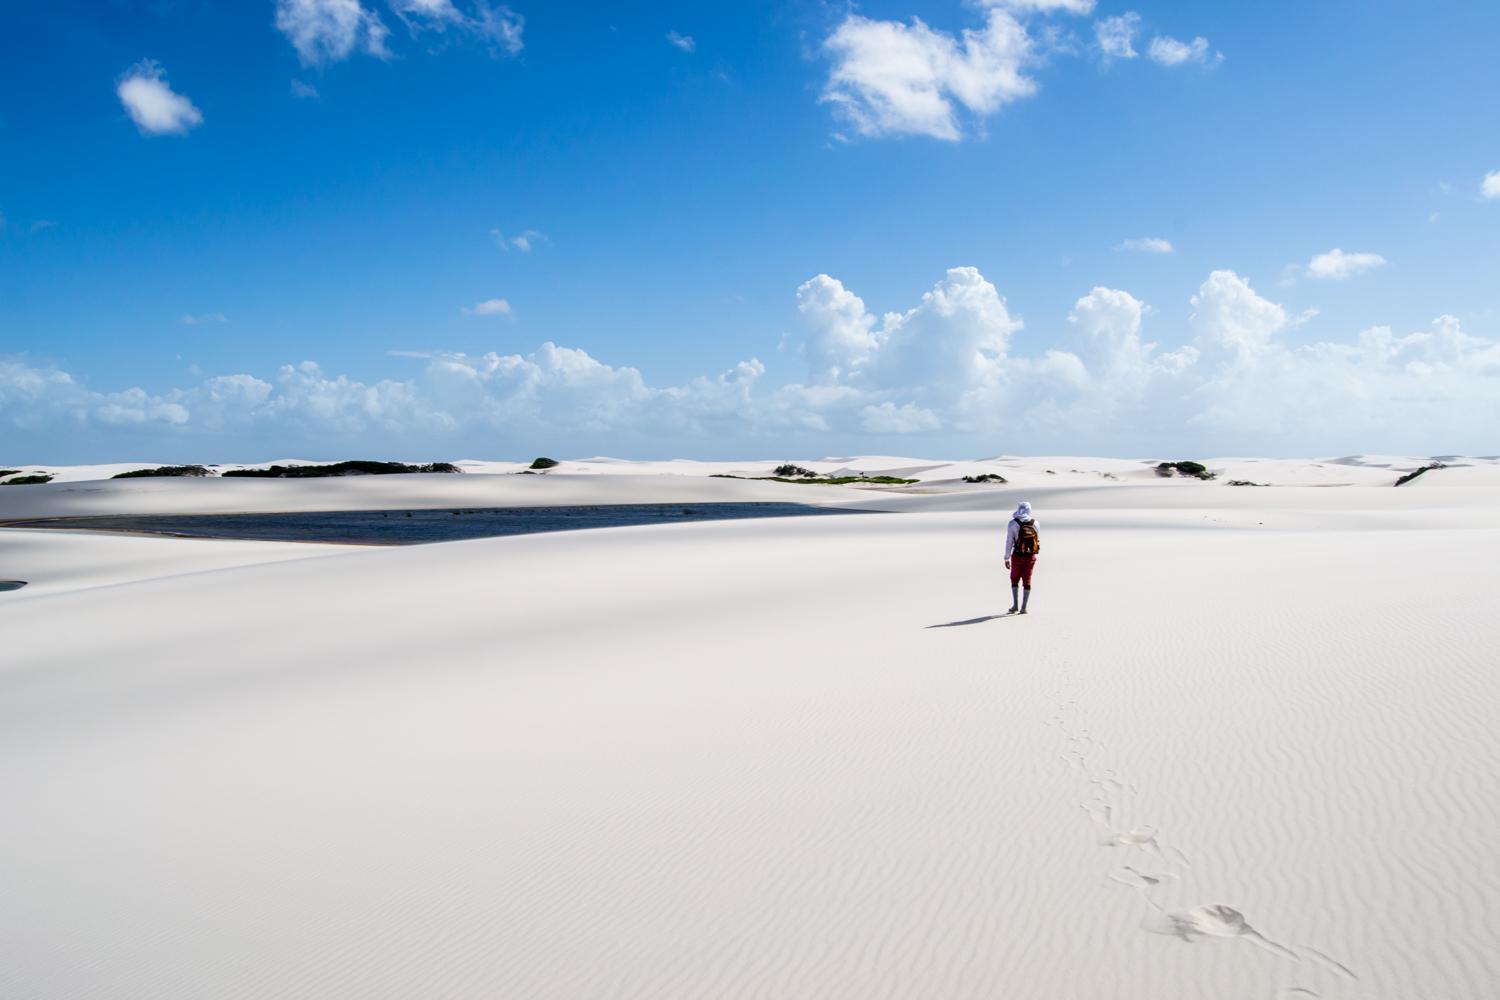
[0,472,868,521]
[3,457,1499,999]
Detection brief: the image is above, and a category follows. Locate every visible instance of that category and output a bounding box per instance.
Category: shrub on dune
[112,465,212,479]
[2,474,53,485]
[223,461,462,478]
[1155,461,1216,480]
[711,472,917,486]
[529,457,559,470]
[1394,463,1446,486]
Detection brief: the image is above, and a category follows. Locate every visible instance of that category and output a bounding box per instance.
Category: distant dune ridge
[2,455,1498,999]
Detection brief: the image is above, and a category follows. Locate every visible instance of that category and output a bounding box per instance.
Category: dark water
[13,503,871,545]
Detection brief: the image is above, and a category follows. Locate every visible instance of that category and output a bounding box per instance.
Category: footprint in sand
[1143,904,1359,987]
[1053,694,1354,992]
[1143,904,1298,959]
[1106,865,1178,889]
[1099,825,1191,866]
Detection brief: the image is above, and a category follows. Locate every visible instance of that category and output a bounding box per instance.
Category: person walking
[1004,500,1040,615]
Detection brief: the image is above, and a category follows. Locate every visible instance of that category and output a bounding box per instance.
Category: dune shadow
[926,613,1010,629]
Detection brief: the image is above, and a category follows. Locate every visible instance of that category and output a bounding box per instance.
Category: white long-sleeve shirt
[1004,517,1039,560]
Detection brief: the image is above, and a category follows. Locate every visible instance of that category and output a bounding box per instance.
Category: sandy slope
[0,529,348,598]
[2,462,1499,999]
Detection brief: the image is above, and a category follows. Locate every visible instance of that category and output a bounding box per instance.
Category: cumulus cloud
[797,267,1022,402]
[1190,269,1287,364]
[1116,236,1173,253]
[667,30,695,53]
[116,61,203,136]
[819,3,1205,138]
[463,298,513,317]
[1094,12,1139,59]
[1482,170,1500,200]
[275,0,390,65]
[821,8,1040,140]
[1147,34,1218,66]
[8,268,1500,457]
[1069,286,1153,382]
[1306,248,1388,280]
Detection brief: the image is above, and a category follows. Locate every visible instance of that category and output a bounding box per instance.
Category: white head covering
[1014,501,1033,522]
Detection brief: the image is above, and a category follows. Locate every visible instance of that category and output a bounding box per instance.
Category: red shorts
[1009,555,1036,587]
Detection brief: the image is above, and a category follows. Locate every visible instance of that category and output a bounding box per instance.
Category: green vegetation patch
[0,470,18,478]
[1394,463,1446,487]
[963,473,1008,484]
[2,474,53,486]
[223,461,462,478]
[529,457,559,470]
[773,464,816,478]
[113,465,212,479]
[1155,461,1216,480]
[713,473,917,486]
[771,475,917,485]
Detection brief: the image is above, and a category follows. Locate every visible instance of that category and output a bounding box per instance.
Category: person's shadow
[926,613,1011,629]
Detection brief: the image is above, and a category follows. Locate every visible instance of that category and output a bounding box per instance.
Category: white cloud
[116,61,203,136]
[389,0,524,55]
[1482,170,1500,200]
[796,274,878,385]
[1190,269,1286,364]
[1094,12,1139,60]
[797,267,1023,402]
[8,269,1500,457]
[275,0,390,65]
[290,79,320,99]
[821,9,1039,140]
[472,3,524,54]
[182,313,228,325]
[667,30,696,53]
[860,401,942,433]
[1069,286,1153,384]
[274,0,521,64]
[491,228,545,251]
[463,298,513,317]
[1116,236,1173,253]
[982,0,1096,13]
[1147,35,1217,66]
[1306,248,1388,281]
[391,0,463,26]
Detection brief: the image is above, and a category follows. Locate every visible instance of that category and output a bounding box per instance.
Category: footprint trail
[1047,678,1360,997]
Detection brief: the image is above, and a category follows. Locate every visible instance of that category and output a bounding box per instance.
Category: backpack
[1014,519,1040,556]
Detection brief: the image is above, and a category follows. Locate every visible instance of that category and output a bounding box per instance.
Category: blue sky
[3,0,1498,463]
